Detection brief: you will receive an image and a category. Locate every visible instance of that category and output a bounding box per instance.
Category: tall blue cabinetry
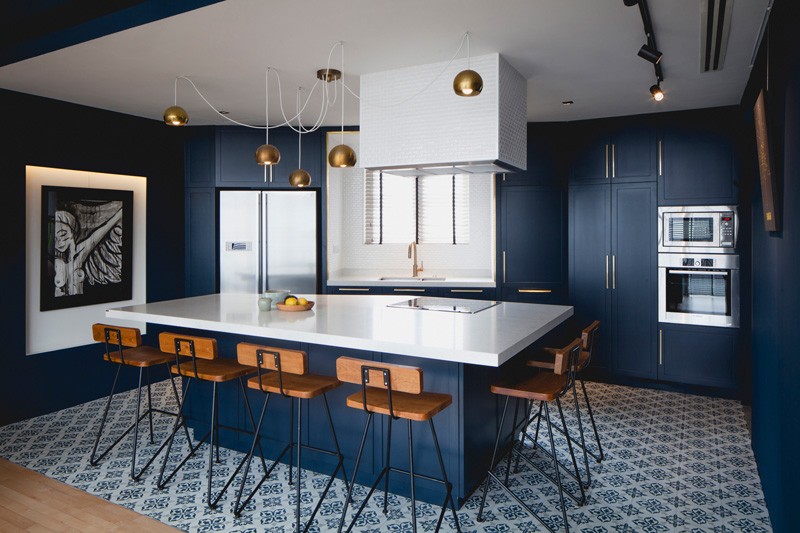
[568,117,657,377]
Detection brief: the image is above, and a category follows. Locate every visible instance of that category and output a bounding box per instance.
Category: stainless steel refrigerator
[219,190,318,294]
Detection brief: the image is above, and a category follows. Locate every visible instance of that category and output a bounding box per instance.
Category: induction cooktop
[387,297,500,314]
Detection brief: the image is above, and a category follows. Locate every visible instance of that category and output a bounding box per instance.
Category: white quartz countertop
[106,294,572,367]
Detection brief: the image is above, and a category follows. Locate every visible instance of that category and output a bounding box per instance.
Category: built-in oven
[658,206,738,254]
[658,253,739,328]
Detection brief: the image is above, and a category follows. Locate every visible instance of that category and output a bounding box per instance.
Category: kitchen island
[106,293,572,504]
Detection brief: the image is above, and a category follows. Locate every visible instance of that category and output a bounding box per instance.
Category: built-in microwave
[658,206,738,254]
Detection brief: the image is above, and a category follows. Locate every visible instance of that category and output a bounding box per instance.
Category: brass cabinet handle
[394,288,425,292]
[659,329,663,365]
[612,255,616,290]
[518,289,552,294]
[611,143,616,177]
[605,144,609,178]
[502,251,507,284]
[450,289,483,293]
[605,255,609,289]
[338,288,370,292]
[658,140,663,176]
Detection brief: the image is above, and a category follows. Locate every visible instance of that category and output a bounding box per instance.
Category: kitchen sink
[379,276,446,281]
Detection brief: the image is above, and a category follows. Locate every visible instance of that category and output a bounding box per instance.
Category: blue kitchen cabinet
[568,184,612,370]
[499,184,566,303]
[501,122,565,186]
[659,109,739,205]
[185,188,216,296]
[439,287,496,300]
[611,182,658,379]
[569,118,657,184]
[658,323,739,389]
[184,127,216,188]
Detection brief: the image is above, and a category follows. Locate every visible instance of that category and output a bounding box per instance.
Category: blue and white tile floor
[0,379,771,532]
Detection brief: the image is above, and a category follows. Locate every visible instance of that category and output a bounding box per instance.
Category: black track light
[650,84,664,101]
[638,43,663,64]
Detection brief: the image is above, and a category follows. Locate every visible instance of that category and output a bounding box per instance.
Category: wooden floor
[0,458,177,532]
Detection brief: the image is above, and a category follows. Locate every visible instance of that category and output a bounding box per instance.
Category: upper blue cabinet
[569,117,657,184]
[215,127,322,188]
[659,108,739,206]
[500,123,565,186]
[184,127,216,188]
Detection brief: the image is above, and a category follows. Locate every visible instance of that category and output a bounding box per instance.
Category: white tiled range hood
[359,53,527,175]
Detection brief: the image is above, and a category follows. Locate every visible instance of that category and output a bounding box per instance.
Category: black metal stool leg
[555,397,585,505]
[157,379,194,489]
[295,397,302,533]
[322,394,349,489]
[514,399,536,474]
[571,380,592,489]
[239,378,269,474]
[477,395,510,521]
[288,397,294,484]
[207,382,219,507]
[214,386,220,464]
[90,364,123,466]
[430,418,461,533]
[580,379,604,462]
[407,418,417,533]
[339,412,373,533]
[166,366,193,447]
[546,402,570,533]
[383,416,393,514]
[233,392,272,516]
[505,398,521,485]
[146,367,155,444]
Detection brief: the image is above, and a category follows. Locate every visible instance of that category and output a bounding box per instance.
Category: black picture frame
[40,186,134,311]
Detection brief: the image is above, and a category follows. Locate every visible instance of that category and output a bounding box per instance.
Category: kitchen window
[364,172,470,244]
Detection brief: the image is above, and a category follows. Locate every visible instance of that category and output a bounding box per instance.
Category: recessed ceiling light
[219,110,229,115]
[562,100,574,106]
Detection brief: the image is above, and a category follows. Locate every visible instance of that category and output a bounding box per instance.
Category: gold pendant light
[290,87,312,187]
[164,78,189,125]
[327,44,357,168]
[454,33,483,97]
[256,68,281,176]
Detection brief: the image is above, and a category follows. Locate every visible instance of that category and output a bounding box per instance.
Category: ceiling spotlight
[638,43,663,64]
[562,100,574,106]
[650,84,665,101]
[454,32,483,97]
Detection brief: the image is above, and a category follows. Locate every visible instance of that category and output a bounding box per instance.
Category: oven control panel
[720,213,735,247]
[680,257,716,267]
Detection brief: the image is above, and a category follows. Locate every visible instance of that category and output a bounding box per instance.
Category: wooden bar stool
[335,357,461,533]
[89,324,187,481]
[155,332,264,509]
[527,320,603,465]
[232,343,348,532]
[477,338,585,533]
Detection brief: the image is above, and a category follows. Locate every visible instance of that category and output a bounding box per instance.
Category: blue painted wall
[743,1,800,530]
[0,88,186,426]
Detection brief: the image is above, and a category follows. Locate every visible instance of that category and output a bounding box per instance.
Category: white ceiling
[0,0,771,125]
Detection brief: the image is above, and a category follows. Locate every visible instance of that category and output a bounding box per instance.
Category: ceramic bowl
[262,289,290,308]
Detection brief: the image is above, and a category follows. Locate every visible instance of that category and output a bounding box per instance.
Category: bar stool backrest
[158,332,218,360]
[336,356,423,395]
[237,343,307,374]
[580,320,601,365]
[92,323,142,348]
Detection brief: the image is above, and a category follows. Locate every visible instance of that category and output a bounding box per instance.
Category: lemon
[284,297,298,306]
[297,297,308,305]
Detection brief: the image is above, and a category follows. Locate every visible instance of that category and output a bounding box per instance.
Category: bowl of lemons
[276,295,314,312]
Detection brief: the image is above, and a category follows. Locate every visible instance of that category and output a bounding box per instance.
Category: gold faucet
[408,241,423,277]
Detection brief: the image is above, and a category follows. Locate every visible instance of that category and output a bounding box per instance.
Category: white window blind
[364,172,470,244]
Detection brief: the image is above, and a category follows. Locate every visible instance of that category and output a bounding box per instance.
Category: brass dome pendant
[255,144,281,165]
[163,105,189,126]
[453,69,483,97]
[289,168,311,187]
[328,143,357,168]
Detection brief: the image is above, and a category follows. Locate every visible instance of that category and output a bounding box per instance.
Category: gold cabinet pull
[450,289,483,293]
[502,251,507,283]
[518,289,552,294]
[658,140,663,176]
[338,288,370,292]
[605,255,609,289]
[605,144,609,178]
[659,329,663,365]
[394,288,425,292]
[612,255,616,290]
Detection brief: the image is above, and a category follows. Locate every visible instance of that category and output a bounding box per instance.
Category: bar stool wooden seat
[232,343,348,532]
[336,356,461,533]
[478,338,586,533]
[89,324,187,481]
[526,320,603,464]
[156,332,263,509]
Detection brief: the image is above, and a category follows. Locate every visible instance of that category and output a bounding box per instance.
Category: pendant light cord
[173,77,178,106]
[297,86,303,166]
[341,42,345,144]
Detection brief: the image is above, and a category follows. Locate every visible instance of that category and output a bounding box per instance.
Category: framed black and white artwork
[40,186,133,311]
